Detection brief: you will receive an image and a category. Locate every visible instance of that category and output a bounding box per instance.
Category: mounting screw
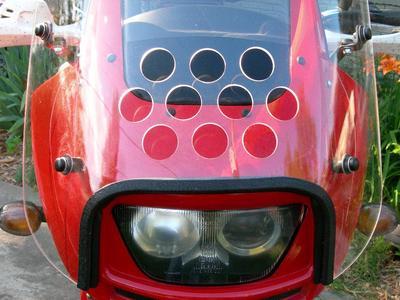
[332,154,360,174]
[107,53,116,63]
[343,48,353,56]
[54,157,67,172]
[34,22,53,43]
[167,107,176,116]
[54,155,85,175]
[345,155,360,173]
[242,109,250,117]
[357,25,372,43]
[297,56,306,65]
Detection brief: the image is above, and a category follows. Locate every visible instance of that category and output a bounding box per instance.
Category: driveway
[0,181,79,300]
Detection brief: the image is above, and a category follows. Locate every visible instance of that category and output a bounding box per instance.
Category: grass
[331,237,394,299]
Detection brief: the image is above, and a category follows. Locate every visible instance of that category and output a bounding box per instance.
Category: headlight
[134,209,199,258]
[217,210,281,256]
[113,205,304,285]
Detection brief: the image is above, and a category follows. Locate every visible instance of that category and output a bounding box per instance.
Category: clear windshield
[23,0,85,282]
[24,0,382,284]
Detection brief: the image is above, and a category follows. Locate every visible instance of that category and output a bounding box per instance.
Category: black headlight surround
[77,177,335,291]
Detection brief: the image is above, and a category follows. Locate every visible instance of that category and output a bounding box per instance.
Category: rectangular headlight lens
[113,204,304,285]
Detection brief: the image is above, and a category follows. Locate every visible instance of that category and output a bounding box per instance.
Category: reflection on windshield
[318,0,400,27]
[123,0,289,22]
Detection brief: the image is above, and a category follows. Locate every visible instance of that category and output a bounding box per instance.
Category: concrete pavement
[0,181,79,300]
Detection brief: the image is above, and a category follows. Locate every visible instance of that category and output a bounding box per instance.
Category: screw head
[297,56,306,65]
[348,156,360,172]
[361,26,372,42]
[107,53,117,63]
[34,24,45,37]
[343,48,352,55]
[54,157,66,172]
[242,109,250,117]
[167,107,176,116]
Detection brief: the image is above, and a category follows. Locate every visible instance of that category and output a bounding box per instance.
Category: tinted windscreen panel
[121,0,290,105]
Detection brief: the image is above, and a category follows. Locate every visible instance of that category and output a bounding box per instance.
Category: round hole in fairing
[119,88,153,122]
[143,125,178,160]
[243,124,277,158]
[141,48,175,82]
[190,48,225,83]
[240,47,274,81]
[218,85,253,119]
[266,87,299,121]
[166,85,202,120]
[192,123,228,159]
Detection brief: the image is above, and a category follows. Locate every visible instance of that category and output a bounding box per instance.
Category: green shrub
[0,46,29,151]
[376,55,400,215]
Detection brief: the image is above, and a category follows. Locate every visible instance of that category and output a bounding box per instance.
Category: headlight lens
[113,204,304,285]
[218,210,281,256]
[134,209,199,258]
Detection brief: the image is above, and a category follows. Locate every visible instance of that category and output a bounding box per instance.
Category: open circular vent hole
[190,48,225,83]
[166,86,201,120]
[240,47,274,81]
[143,125,178,160]
[267,87,299,121]
[193,124,228,159]
[243,124,277,158]
[120,88,153,122]
[218,85,253,119]
[141,48,175,82]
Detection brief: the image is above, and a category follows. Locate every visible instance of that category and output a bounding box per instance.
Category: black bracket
[332,25,372,61]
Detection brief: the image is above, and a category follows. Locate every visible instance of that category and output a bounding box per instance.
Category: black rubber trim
[115,288,153,300]
[115,287,301,300]
[266,288,302,300]
[77,177,335,290]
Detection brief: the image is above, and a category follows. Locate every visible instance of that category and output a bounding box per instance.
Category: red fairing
[30,0,368,298]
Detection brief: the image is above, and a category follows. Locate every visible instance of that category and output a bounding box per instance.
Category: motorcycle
[0,0,398,299]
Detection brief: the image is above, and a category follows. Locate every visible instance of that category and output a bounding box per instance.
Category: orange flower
[378,54,400,76]
[363,57,375,75]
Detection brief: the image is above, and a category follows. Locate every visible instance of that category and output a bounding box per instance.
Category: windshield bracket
[331,24,372,61]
